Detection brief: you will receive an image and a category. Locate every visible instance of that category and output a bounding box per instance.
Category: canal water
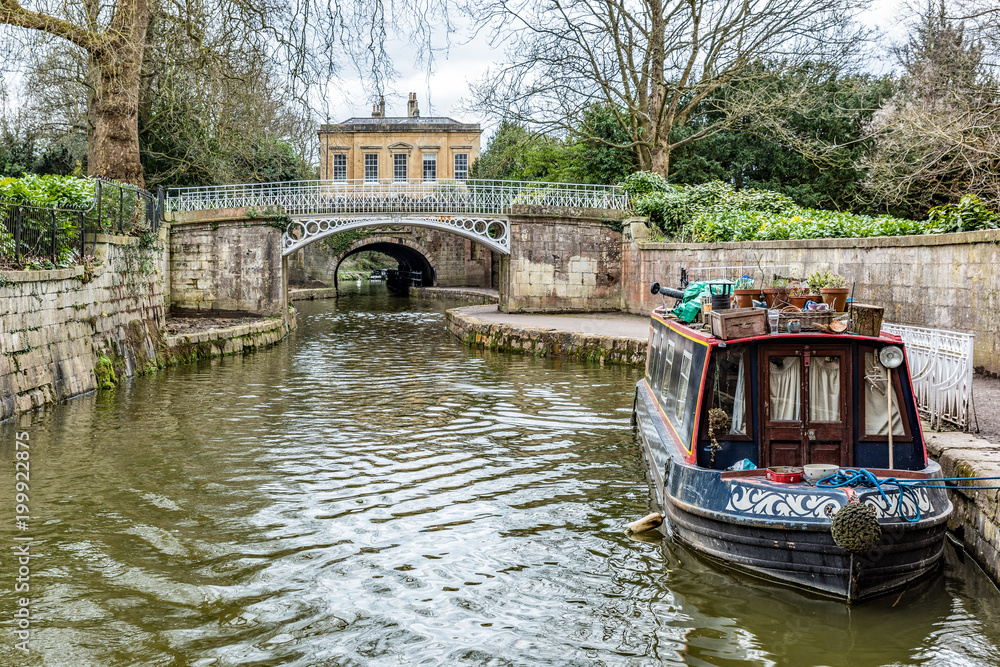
[2,286,1000,666]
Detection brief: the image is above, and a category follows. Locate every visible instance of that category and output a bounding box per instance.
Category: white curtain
[769,357,800,421]
[864,352,905,436]
[730,355,747,434]
[809,357,841,422]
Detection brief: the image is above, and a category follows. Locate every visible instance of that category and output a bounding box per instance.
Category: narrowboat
[632,287,952,603]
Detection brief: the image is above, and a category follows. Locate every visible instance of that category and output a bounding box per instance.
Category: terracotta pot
[734,288,759,309]
[820,287,849,312]
[762,287,789,309]
[789,295,809,309]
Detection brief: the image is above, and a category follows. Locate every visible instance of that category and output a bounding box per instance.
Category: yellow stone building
[318,94,482,182]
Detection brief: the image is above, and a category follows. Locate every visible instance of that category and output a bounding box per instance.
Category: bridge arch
[332,235,436,291]
[283,215,510,257]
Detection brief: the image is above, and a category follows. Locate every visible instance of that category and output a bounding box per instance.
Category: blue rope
[816,468,1000,523]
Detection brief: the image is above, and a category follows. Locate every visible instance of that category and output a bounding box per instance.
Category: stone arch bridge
[165,178,632,318]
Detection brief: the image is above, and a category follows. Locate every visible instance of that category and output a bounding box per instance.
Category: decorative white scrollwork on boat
[861,488,933,519]
[726,486,843,518]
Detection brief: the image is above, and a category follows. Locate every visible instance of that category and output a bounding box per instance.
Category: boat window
[710,346,748,435]
[809,356,841,422]
[768,356,801,421]
[646,327,659,383]
[658,339,675,398]
[862,351,905,436]
[674,350,693,423]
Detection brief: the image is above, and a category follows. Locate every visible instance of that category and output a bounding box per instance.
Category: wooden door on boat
[760,345,852,467]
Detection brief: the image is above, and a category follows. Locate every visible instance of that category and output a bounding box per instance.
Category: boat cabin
[644,310,924,472]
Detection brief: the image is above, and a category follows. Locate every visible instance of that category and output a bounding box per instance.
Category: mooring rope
[816,469,1000,523]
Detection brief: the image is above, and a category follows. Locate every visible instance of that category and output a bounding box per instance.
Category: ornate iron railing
[166,179,630,216]
[882,323,975,430]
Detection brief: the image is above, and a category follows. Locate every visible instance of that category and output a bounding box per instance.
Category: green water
[1,285,998,666]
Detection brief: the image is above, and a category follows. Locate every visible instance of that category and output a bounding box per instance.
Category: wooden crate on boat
[710,308,767,340]
[778,310,834,332]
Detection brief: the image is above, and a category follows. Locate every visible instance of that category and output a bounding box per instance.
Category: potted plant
[761,276,789,309]
[820,272,849,312]
[808,269,849,311]
[733,275,759,308]
[787,282,818,309]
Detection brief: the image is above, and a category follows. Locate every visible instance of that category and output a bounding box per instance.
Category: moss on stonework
[95,354,118,390]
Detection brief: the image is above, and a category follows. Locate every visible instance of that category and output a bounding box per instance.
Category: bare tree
[0,0,451,186]
[467,0,870,176]
[860,0,999,214]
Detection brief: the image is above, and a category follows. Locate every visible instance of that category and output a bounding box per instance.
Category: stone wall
[446,307,646,366]
[0,233,167,421]
[499,206,625,313]
[622,225,1000,375]
[169,208,286,317]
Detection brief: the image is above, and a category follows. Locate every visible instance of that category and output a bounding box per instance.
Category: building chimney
[407,92,420,118]
[372,95,385,118]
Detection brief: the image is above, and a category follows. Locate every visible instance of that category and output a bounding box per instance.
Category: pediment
[388,142,414,151]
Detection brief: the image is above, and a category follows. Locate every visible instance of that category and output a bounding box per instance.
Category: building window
[454,153,469,181]
[393,154,408,182]
[422,153,437,182]
[331,154,347,182]
[364,153,378,182]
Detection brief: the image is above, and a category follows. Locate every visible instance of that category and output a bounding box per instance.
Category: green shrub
[622,171,670,197]
[685,207,928,242]
[927,195,1000,234]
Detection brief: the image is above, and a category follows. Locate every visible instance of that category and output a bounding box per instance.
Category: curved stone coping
[164,315,293,348]
[446,307,647,366]
[410,287,499,304]
[638,227,1000,251]
[290,287,338,301]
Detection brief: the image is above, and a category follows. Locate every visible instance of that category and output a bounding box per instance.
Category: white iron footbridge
[166,178,630,256]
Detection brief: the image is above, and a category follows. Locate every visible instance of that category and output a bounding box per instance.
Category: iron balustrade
[166,178,631,216]
[1,178,160,268]
[882,323,975,430]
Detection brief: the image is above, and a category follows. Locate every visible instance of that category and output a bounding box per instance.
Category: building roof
[320,117,481,134]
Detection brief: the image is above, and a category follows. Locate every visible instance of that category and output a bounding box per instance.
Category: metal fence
[166,178,630,216]
[0,178,161,268]
[882,323,975,430]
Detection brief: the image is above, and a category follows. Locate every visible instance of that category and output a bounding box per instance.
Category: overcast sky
[321,0,914,133]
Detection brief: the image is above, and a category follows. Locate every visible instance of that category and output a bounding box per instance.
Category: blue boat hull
[634,382,952,603]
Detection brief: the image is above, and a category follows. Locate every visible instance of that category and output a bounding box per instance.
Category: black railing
[0,202,87,268]
[0,179,163,269]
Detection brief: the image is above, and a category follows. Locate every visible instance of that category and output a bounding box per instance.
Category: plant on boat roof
[788,281,810,297]
[807,269,846,292]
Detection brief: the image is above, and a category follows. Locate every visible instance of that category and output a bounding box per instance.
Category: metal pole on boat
[887,366,894,470]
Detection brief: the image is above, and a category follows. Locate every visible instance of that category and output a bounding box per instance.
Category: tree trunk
[650,144,671,178]
[87,0,152,187]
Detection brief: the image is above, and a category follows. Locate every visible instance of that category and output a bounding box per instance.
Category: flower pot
[789,294,820,309]
[762,287,789,309]
[820,287,849,312]
[733,288,759,309]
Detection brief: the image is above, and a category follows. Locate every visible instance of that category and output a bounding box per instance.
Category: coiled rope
[816,468,1000,523]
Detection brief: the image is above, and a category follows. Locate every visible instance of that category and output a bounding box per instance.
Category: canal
[2,286,1000,666]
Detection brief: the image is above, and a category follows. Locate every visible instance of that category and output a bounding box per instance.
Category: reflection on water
[1,284,999,666]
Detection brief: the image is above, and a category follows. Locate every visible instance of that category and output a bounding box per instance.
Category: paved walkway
[454,304,650,339]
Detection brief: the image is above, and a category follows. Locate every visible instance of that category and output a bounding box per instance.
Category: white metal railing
[166,178,630,216]
[882,323,975,430]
